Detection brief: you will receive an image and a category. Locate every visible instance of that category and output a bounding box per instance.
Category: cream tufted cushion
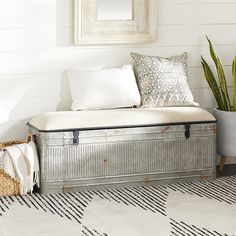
[28,107,215,131]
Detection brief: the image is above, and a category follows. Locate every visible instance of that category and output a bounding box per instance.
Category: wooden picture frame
[73,0,157,45]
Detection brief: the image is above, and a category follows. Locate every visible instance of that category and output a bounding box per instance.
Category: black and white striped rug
[0,176,236,236]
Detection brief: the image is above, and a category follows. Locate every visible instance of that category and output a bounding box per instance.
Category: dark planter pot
[214,108,236,157]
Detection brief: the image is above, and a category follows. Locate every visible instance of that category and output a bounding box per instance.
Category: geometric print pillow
[130,52,198,108]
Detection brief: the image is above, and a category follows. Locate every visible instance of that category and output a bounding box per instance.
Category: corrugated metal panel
[30,123,216,194]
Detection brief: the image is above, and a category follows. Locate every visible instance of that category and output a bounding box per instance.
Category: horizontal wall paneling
[0,0,235,144]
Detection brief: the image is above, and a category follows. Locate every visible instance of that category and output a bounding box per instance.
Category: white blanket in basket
[4,141,39,195]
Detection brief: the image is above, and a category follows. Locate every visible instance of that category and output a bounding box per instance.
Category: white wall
[0,0,236,148]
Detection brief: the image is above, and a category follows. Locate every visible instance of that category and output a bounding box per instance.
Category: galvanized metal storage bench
[28,107,216,194]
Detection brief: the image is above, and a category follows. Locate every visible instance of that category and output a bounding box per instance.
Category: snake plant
[201,36,236,111]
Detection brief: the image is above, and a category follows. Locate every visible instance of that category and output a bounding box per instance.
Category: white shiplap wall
[0,0,236,144]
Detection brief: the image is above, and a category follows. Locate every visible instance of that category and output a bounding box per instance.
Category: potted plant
[201,36,236,171]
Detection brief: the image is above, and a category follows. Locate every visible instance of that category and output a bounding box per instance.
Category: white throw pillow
[67,65,141,111]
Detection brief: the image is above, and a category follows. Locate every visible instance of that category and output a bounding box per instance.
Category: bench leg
[219,155,227,172]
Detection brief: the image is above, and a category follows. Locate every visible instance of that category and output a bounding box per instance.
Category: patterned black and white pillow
[130,52,198,108]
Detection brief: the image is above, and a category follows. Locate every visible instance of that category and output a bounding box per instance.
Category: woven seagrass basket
[0,134,33,196]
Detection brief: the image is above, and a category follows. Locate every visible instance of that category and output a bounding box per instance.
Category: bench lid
[28,107,216,132]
